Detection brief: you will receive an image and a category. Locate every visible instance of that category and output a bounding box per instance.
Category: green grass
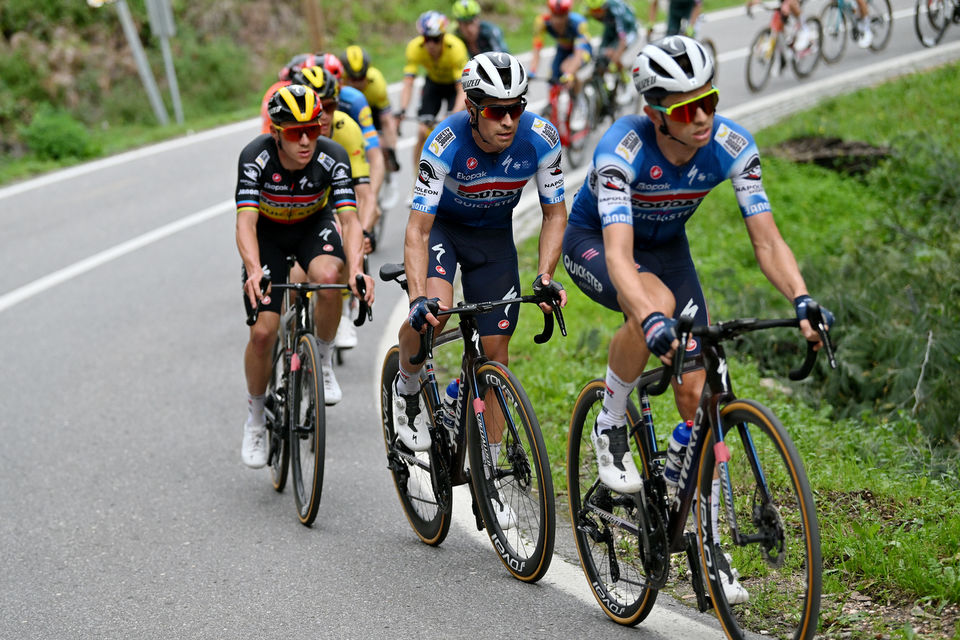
[501,62,960,638]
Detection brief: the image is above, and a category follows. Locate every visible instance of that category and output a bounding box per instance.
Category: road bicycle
[247,265,371,526]
[567,305,836,639]
[746,1,823,92]
[378,262,565,582]
[580,52,640,133]
[539,76,593,169]
[820,0,893,63]
[914,0,960,46]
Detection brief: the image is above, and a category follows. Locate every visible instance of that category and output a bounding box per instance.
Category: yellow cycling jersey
[359,67,391,111]
[330,111,370,185]
[403,34,469,84]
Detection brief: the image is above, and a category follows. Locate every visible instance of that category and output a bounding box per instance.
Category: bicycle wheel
[696,399,822,640]
[267,339,289,492]
[467,361,555,582]
[568,379,660,625]
[567,91,593,169]
[746,28,776,92]
[791,17,822,78]
[379,346,452,545]
[289,333,326,526]
[867,0,894,50]
[914,0,948,46]
[818,1,848,63]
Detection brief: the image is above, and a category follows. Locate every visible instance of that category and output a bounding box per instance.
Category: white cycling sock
[247,392,266,425]
[315,338,334,367]
[396,365,420,395]
[597,366,641,431]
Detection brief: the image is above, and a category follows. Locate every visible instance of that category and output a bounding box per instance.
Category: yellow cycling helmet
[341,45,370,80]
[452,0,481,20]
[585,0,606,9]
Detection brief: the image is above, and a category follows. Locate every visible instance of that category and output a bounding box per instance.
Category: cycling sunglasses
[650,87,719,123]
[424,35,443,43]
[476,99,527,121]
[273,122,323,142]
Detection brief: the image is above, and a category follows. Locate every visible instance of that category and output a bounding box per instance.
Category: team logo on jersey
[686,337,698,352]
[255,150,270,169]
[435,265,447,275]
[650,165,663,179]
[272,173,282,182]
[323,244,334,252]
[531,118,560,147]
[498,319,511,330]
[615,130,642,162]
[429,127,456,156]
[317,152,335,171]
[581,248,600,261]
[466,157,478,170]
[547,153,563,176]
[598,165,628,192]
[242,163,261,181]
[418,160,440,186]
[740,154,762,180]
[716,123,748,158]
[333,165,349,180]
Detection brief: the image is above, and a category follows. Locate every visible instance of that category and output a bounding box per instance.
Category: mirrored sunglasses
[650,87,719,123]
[477,99,527,121]
[273,122,323,142]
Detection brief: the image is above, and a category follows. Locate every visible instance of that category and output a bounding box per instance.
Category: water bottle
[663,420,693,493]
[441,379,460,442]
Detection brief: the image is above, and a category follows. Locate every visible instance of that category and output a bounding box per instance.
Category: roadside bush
[19,105,100,160]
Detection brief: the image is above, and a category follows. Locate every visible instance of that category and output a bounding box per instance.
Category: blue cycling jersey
[338,85,381,150]
[411,110,565,229]
[568,114,771,248]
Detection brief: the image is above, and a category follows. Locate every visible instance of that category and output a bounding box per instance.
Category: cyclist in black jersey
[236,84,375,469]
[451,0,510,57]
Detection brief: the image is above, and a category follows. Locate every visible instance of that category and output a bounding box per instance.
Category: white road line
[0,200,231,314]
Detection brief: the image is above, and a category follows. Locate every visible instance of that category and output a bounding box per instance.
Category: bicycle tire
[567,379,660,626]
[818,1,848,63]
[914,0,949,45]
[267,339,289,492]
[867,0,894,50]
[567,91,593,169]
[289,333,326,526]
[746,27,776,92]
[379,346,452,545]
[696,399,822,640]
[791,17,822,78]
[467,361,555,582]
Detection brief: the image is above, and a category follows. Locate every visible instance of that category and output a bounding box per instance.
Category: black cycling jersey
[235,134,356,225]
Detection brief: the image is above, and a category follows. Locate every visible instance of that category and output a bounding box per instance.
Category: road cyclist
[451,0,510,57]
[398,11,469,188]
[529,0,594,96]
[389,51,568,530]
[237,84,374,468]
[339,45,403,237]
[560,35,834,604]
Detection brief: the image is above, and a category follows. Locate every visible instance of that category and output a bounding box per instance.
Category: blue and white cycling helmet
[632,35,714,101]
[417,11,449,37]
[461,52,528,102]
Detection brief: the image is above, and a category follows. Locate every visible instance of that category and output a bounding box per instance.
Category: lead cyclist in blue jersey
[391,53,568,525]
[562,36,834,602]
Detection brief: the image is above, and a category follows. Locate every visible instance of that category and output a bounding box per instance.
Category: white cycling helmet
[632,35,714,100]
[461,52,528,102]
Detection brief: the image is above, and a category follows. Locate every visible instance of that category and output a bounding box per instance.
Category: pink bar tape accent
[290,353,301,372]
[714,441,730,463]
[473,397,485,414]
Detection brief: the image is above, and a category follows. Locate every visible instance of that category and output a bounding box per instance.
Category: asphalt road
[1,7,958,638]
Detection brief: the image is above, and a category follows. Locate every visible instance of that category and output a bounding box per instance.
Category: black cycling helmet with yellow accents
[267,84,322,125]
[291,65,340,101]
[340,45,370,81]
[452,0,481,21]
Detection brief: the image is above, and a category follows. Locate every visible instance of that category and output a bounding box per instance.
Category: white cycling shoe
[392,375,430,452]
[322,365,342,405]
[241,419,268,469]
[592,423,643,493]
